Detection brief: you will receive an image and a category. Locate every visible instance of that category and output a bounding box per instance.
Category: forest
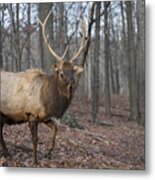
[0,1,145,169]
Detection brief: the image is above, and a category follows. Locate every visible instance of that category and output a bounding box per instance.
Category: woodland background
[0,1,145,169]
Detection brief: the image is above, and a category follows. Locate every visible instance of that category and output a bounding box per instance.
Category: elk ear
[73,65,84,74]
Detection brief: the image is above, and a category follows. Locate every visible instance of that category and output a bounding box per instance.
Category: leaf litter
[0,95,145,169]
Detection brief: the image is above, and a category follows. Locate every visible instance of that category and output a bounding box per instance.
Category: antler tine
[38,10,63,62]
[70,16,87,63]
[61,45,69,59]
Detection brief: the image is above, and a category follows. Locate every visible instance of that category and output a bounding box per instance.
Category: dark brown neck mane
[40,74,73,119]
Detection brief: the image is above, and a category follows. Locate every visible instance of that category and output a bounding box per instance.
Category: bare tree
[58,3,65,55]
[38,3,53,73]
[120,1,128,95]
[104,2,111,116]
[126,1,139,121]
[26,3,31,68]
[136,0,145,125]
[0,4,3,68]
[91,2,101,122]
[15,3,21,71]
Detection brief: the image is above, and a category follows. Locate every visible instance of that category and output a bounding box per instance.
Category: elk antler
[38,11,87,63]
[38,11,68,62]
[61,45,69,59]
[70,16,87,62]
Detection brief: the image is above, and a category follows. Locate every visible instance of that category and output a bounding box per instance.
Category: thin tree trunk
[27,3,31,68]
[39,3,53,73]
[126,1,139,121]
[39,4,45,70]
[16,3,21,71]
[109,55,115,94]
[9,4,15,71]
[91,2,101,123]
[120,1,128,95]
[136,0,145,125]
[58,3,65,56]
[104,2,111,116]
[0,10,3,68]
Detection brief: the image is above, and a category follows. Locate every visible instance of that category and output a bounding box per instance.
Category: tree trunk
[109,8,120,95]
[136,0,145,125]
[109,54,115,94]
[27,3,31,68]
[104,2,111,116]
[91,2,101,123]
[9,4,15,71]
[126,1,139,121]
[58,3,65,56]
[15,3,21,71]
[39,3,53,74]
[0,8,3,69]
[120,1,128,95]
[17,4,21,71]
[39,4,45,70]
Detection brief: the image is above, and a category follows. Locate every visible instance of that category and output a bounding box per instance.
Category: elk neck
[41,74,74,119]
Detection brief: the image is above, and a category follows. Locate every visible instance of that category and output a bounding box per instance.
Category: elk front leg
[29,121,38,165]
[0,118,9,157]
[45,119,57,153]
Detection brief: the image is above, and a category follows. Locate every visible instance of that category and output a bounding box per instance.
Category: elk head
[38,11,87,98]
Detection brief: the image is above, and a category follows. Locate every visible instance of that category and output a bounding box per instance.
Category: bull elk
[0,11,87,165]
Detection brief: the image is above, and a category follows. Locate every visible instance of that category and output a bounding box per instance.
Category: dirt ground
[0,96,145,169]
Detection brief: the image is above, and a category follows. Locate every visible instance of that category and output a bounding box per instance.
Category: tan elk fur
[1,68,74,124]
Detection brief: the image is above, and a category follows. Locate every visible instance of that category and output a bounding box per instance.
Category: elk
[0,11,87,165]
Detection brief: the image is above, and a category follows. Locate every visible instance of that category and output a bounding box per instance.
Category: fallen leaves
[0,95,145,169]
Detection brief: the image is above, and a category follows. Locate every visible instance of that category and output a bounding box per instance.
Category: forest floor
[0,95,145,170]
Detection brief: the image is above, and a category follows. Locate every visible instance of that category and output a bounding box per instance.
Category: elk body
[0,11,87,165]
